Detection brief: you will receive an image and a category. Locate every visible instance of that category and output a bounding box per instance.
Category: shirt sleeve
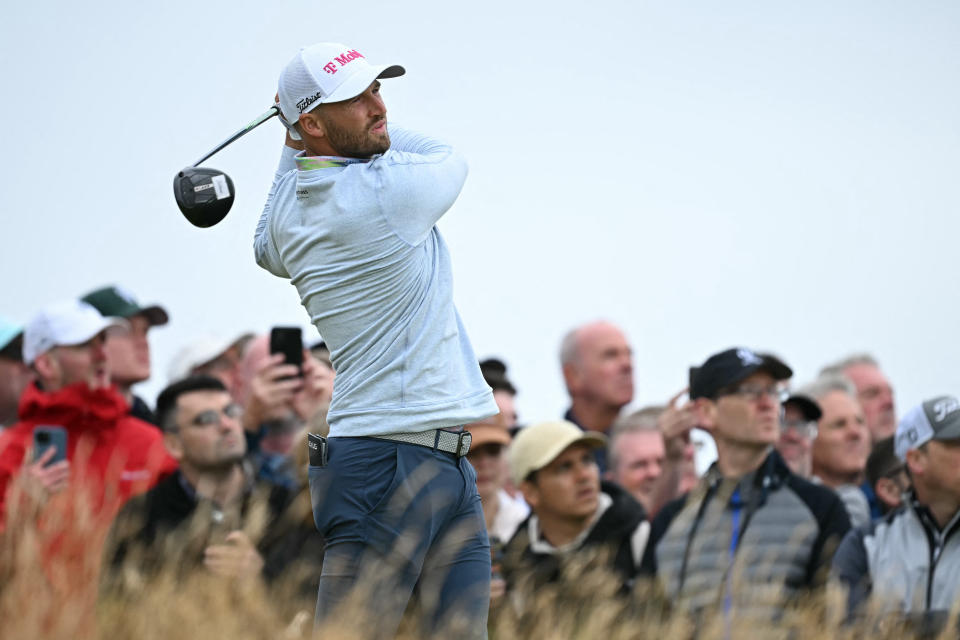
[254,144,299,278]
[372,126,469,246]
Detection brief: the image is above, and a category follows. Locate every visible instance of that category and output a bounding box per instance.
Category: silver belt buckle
[456,430,472,457]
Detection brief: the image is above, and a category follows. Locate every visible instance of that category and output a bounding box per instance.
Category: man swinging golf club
[254,43,498,636]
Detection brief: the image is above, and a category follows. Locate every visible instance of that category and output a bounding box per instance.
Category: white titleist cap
[277,42,405,126]
[895,395,960,460]
[23,299,126,365]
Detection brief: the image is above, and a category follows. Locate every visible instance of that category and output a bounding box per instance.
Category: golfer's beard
[326,119,390,159]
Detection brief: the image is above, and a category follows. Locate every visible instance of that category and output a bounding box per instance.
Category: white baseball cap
[277,42,405,127]
[167,334,239,383]
[23,300,126,365]
[894,395,960,460]
[508,420,607,486]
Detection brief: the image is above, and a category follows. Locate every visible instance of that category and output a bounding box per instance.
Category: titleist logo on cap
[932,397,960,422]
[296,91,324,113]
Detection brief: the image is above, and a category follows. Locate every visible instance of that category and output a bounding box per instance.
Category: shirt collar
[528,491,613,555]
[295,152,370,170]
[175,462,255,510]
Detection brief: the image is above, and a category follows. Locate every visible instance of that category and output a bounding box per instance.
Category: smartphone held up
[269,327,303,379]
[33,425,68,466]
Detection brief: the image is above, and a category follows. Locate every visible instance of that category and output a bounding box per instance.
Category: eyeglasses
[780,419,818,438]
[719,385,789,403]
[189,403,243,427]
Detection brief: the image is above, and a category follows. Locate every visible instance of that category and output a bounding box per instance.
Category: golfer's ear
[298,112,325,138]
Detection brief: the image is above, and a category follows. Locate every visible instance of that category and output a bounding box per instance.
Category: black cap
[689,347,792,400]
[784,394,822,421]
[81,285,169,327]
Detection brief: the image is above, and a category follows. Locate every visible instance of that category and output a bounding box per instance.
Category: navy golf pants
[308,436,491,637]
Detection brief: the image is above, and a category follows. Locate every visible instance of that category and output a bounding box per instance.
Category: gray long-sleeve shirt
[254,127,497,437]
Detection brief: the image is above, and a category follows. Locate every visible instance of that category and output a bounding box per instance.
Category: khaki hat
[508,420,606,486]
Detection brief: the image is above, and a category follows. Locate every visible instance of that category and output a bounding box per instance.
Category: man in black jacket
[501,420,649,594]
[104,376,321,595]
[641,348,851,624]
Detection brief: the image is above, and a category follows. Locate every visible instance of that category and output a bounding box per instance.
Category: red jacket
[0,382,177,531]
[0,383,176,634]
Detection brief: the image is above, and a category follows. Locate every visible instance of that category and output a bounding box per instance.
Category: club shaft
[192,106,280,167]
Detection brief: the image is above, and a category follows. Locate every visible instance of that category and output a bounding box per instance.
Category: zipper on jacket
[925,508,960,610]
[926,532,941,611]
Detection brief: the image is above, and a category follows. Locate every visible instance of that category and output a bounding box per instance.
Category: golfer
[255,43,498,636]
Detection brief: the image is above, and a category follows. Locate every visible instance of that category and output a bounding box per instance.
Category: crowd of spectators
[0,296,958,635]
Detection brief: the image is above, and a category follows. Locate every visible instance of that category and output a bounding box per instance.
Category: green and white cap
[895,395,960,460]
[81,285,169,327]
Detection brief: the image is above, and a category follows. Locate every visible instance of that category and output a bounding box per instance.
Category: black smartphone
[270,326,303,377]
[33,425,68,466]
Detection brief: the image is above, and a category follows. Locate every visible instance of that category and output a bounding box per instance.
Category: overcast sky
[2,1,958,438]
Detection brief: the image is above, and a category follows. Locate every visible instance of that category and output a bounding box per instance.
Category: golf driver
[173,106,279,228]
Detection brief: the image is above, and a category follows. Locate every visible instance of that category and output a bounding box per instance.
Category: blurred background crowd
[1,286,957,637]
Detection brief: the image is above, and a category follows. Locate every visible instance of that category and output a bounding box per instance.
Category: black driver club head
[173,167,235,228]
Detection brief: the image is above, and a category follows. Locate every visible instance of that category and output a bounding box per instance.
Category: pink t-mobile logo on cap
[323,49,365,74]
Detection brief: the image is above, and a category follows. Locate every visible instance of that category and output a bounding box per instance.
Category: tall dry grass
[1,476,956,640]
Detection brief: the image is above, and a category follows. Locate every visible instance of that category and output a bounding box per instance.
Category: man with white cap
[0,300,175,531]
[500,420,648,595]
[0,316,32,430]
[832,395,960,630]
[255,44,498,635]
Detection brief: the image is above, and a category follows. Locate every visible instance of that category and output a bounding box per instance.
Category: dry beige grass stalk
[1,483,957,639]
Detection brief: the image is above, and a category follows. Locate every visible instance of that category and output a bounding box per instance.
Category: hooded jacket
[501,480,649,591]
[0,382,176,531]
